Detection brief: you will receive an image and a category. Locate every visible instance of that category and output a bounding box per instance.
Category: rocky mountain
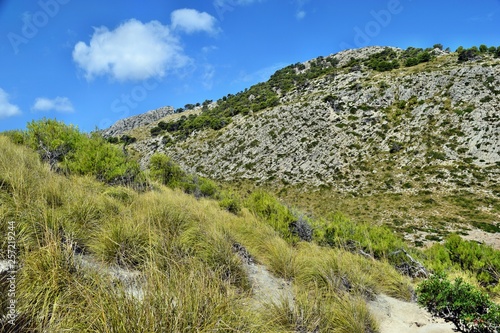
[105,46,500,243]
[120,47,499,192]
[102,106,174,138]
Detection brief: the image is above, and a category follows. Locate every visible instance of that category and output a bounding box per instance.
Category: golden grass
[0,134,416,332]
[262,287,379,333]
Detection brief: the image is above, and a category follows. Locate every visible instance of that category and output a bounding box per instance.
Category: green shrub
[150,126,162,136]
[425,234,500,289]
[148,153,222,200]
[106,136,119,144]
[428,235,500,288]
[219,195,241,215]
[197,177,218,198]
[181,175,219,199]
[2,130,25,145]
[417,273,500,332]
[149,153,185,187]
[246,190,298,243]
[24,119,140,184]
[120,134,137,145]
[458,48,479,62]
[66,132,139,183]
[157,121,168,130]
[366,48,400,71]
[320,212,406,259]
[25,118,82,167]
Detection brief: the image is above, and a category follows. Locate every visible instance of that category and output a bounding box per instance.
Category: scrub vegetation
[1,120,498,332]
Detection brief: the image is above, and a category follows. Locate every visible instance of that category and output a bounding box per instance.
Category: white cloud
[73,19,189,81]
[467,11,496,22]
[32,97,75,113]
[171,9,219,35]
[0,89,22,119]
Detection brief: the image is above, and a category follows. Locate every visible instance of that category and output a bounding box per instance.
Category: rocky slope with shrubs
[1,101,500,331]
[110,46,500,245]
[102,106,174,138]
[122,46,499,195]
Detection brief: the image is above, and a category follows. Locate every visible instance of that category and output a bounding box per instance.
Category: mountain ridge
[102,106,174,138]
[111,46,499,191]
[103,45,499,246]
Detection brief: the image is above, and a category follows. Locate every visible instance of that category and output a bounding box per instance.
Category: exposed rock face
[128,47,499,195]
[102,106,174,138]
[330,46,401,67]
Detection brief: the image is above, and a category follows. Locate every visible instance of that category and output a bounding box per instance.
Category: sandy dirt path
[368,294,456,333]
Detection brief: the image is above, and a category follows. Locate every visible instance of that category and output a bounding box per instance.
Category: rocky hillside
[106,46,500,243]
[122,47,499,194]
[102,106,174,137]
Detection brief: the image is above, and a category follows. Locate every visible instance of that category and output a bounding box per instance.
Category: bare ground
[368,294,456,333]
[241,260,294,310]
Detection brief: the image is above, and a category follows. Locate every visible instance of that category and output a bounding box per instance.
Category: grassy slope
[0,135,415,332]
[218,178,500,250]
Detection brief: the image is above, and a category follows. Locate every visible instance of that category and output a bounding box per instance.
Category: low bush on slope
[8,119,142,185]
[418,273,500,332]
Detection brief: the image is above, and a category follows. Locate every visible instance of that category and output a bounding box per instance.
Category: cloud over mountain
[73,19,189,81]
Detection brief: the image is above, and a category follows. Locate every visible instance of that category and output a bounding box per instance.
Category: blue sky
[0,0,499,132]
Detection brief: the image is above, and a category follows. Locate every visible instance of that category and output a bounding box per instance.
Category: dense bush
[2,130,25,145]
[149,153,184,188]
[366,48,400,71]
[246,190,301,243]
[106,135,137,145]
[424,235,500,291]
[456,44,500,62]
[24,119,140,184]
[181,175,219,198]
[148,153,223,200]
[25,118,81,166]
[319,212,406,259]
[417,273,500,332]
[66,132,140,183]
[150,126,162,136]
[120,134,137,145]
[404,50,431,67]
[458,48,479,62]
[219,192,242,215]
